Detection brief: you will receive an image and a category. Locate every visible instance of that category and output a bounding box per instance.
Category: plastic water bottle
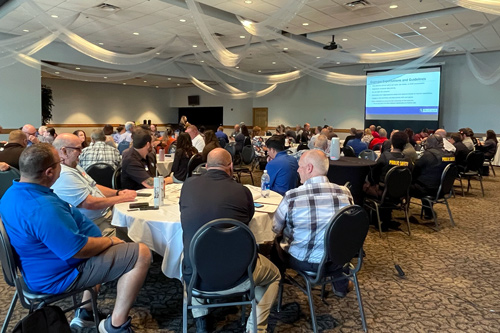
[158,148,165,161]
[261,170,270,198]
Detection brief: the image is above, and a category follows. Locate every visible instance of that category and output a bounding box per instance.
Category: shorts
[66,243,139,292]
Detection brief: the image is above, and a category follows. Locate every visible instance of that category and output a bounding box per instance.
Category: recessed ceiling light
[240,35,245,39]
[192,45,198,48]
[283,47,288,51]
[51,14,58,18]
[389,5,398,9]
[144,80,147,83]
[156,86,159,88]
[133,32,139,35]
[168,78,171,80]
[75,67,80,70]
[156,52,160,55]
[371,49,376,52]
[342,38,348,41]
[54,71,59,74]
[98,42,104,45]
[236,66,239,68]
[179,19,186,22]
[258,70,262,72]
[302,23,309,26]
[419,26,427,30]
[123,83,127,85]
[242,20,252,26]
[272,61,276,64]
[244,0,252,3]
[177,83,180,86]
[316,56,321,59]
[200,60,204,63]
[103,76,107,79]
[22,29,29,32]
[336,62,340,64]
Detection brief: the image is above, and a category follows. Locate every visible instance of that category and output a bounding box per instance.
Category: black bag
[13,306,71,333]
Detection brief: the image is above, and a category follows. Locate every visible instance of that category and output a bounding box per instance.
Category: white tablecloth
[111,185,280,280]
[492,144,500,166]
[156,156,174,176]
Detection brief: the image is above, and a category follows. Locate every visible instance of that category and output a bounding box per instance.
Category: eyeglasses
[37,159,62,173]
[64,146,82,152]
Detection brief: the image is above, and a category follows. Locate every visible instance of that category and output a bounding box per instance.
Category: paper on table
[255,204,278,214]
[244,185,262,201]
[244,184,283,205]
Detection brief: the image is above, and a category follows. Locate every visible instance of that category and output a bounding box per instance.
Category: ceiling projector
[323,35,339,50]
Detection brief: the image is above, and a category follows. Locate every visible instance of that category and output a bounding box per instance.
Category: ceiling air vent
[94,3,121,12]
[213,32,224,37]
[343,0,373,11]
[396,31,420,38]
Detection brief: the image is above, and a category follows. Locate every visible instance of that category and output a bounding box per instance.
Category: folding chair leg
[353,274,368,332]
[374,203,382,238]
[403,204,411,236]
[89,288,99,328]
[305,280,318,333]
[444,198,455,227]
[490,162,496,177]
[182,286,188,333]
[241,295,247,327]
[1,292,18,333]
[479,176,484,197]
[459,177,464,197]
[277,278,284,312]
[251,298,258,333]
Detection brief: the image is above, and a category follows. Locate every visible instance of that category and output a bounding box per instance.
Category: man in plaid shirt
[272,149,354,297]
[79,130,121,170]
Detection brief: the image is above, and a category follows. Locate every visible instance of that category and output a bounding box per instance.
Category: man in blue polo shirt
[0,143,151,333]
[265,135,299,195]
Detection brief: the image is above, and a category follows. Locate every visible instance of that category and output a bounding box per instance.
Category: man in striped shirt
[272,149,354,297]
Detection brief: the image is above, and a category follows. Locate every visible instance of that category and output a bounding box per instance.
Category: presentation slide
[365,67,441,121]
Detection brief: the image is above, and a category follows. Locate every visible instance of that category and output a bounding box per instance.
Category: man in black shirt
[0,130,27,169]
[179,148,280,333]
[121,129,157,190]
[449,132,470,171]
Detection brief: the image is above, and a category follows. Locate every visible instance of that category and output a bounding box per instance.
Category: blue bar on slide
[366,106,438,115]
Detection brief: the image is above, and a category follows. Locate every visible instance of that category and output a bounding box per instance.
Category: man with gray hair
[52,133,136,229]
[434,128,456,153]
[79,129,121,170]
[180,148,280,333]
[118,121,135,144]
[369,128,388,150]
[272,149,354,297]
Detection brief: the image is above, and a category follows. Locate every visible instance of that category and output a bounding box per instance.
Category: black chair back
[85,163,115,188]
[186,153,203,179]
[241,145,255,165]
[343,145,356,157]
[225,143,236,161]
[297,143,309,152]
[437,163,458,199]
[168,142,177,154]
[358,149,376,161]
[322,205,369,268]
[189,219,257,292]
[0,218,16,288]
[380,166,412,203]
[117,141,130,155]
[465,150,485,173]
[218,137,227,149]
[0,167,20,200]
[192,163,207,177]
[112,166,122,190]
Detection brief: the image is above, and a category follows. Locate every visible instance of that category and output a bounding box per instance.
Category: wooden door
[253,108,268,130]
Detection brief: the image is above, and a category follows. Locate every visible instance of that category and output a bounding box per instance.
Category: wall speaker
[188,95,200,106]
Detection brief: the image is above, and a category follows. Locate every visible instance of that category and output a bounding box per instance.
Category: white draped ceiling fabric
[0,0,499,98]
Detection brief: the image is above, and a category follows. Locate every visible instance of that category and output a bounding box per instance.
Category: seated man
[118,121,135,144]
[0,143,151,332]
[79,129,121,170]
[272,149,353,296]
[22,123,40,146]
[346,130,368,157]
[0,130,27,169]
[265,135,299,195]
[185,125,206,152]
[121,129,157,190]
[449,132,470,170]
[369,128,388,150]
[411,134,455,218]
[180,148,280,333]
[51,133,136,231]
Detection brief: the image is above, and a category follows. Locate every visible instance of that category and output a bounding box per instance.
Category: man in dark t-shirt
[0,130,27,169]
[121,129,157,190]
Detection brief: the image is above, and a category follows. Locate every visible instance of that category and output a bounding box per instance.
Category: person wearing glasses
[21,123,40,146]
[51,133,136,231]
[0,143,151,332]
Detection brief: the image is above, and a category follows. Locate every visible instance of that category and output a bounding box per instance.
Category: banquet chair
[343,145,356,157]
[296,143,309,151]
[112,166,122,190]
[0,218,100,333]
[191,163,207,177]
[225,142,236,161]
[364,166,412,237]
[117,141,130,155]
[0,167,20,200]
[411,163,458,230]
[484,149,496,177]
[186,154,203,179]
[218,137,227,149]
[85,163,115,188]
[182,219,258,333]
[458,151,485,197]
[358,149,377,161]
[233,145,255,185]
[276,205,369,333]
[168,142,177,154]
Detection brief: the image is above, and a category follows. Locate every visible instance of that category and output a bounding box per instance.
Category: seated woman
[159,127,176,153]
[235,124,251,154]
[165,133,198,184]
[73,129,88,148]
[478,129,498,159]
[201,130,220,162]
[252,126,267,157]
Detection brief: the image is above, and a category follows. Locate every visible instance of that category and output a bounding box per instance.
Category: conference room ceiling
[2,0,500,87]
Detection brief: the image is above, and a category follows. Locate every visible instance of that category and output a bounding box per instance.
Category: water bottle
[261,170,270,198]
[158,148,165,161]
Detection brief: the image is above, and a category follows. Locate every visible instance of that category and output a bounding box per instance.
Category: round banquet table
[111,185,281,280]
[327,157,376,205]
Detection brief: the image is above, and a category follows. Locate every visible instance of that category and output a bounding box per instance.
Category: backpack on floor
[13,306,71,333]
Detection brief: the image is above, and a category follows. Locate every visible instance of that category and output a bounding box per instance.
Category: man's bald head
[8,130,28,146]
[53,133,80,150]
[435,129,447,138]
[22,124,36,135]
[298,149,329,183]
[207,148,232,169]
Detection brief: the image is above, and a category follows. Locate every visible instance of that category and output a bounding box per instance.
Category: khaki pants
[191,254,281,333]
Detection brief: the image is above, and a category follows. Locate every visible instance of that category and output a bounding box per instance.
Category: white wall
[44,78,173,125]
[0,63,41,141]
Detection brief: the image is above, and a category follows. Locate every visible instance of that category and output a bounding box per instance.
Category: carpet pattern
[1,170,500,332]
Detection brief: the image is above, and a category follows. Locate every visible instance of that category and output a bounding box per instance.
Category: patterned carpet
[2,169,500,332]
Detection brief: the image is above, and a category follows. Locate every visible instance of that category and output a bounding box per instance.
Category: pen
[127,208,140,212]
